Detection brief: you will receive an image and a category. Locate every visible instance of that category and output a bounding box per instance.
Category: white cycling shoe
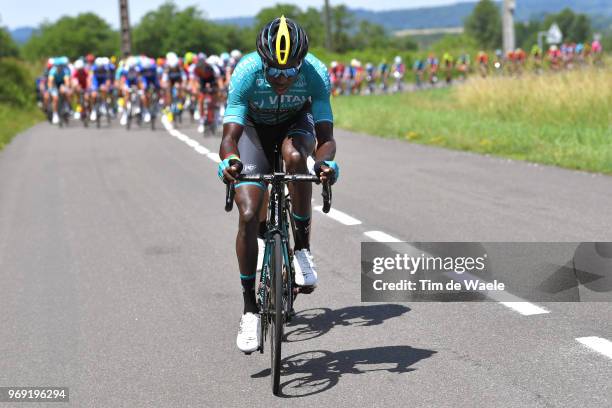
[236,312,260,353]
[52,113,59,124]
[293,249,318,287]
[89,110,97,121]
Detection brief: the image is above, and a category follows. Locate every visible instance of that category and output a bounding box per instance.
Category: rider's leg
[142,85,149,110]
[235,185,265,314]
[52,89,59,113]
[234,124,270,313]
[163,82,170,107]
[281,115,316,251]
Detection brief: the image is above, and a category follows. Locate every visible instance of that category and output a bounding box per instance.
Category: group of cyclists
[328,39,605,95]
[328,56,407,96]
[36,49,244,131]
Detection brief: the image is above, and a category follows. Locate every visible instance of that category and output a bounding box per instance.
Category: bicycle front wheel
[269,233,283,395]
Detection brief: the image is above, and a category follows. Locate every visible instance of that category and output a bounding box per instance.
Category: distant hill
[514,0,612,21]
[351,2,478,31]
[351,0,612,31]
[9,27,36,44]
[213,16,254,28]
[10,0,612,44]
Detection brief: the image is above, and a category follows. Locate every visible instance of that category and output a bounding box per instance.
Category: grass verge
[332,69,612,174]
[0,104,44,151]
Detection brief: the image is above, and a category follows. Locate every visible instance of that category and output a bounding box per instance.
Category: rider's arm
[314,122,335,161]
[47,67,55,89]
[218,59,256,181]
[213,65,224,91]
[307,56,337,183]
[221,58,254,128]
[219,123,244,182]
[63,70,71,88]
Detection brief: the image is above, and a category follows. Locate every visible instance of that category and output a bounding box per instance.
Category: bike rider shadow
[251,305,435,397]
[252,345,436,398]
[284,304,410,343]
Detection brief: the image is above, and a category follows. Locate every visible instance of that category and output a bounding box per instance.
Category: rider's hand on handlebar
[217,155,243,183]
[314,160,340,185]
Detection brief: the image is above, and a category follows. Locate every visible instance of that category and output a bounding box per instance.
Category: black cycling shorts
[236,108,315,190]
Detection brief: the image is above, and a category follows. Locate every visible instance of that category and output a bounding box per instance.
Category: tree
[217,25,254,53]
[330,5,353,52]
[568,14,592,43]
[133,1,252,56]
[0,26,20,58]
[299,7,325,48]
[390,35,418,52]
[515,19,543,49]
[352,20,389,50]
[464,0,501,49]
[23,13,119,59]
[255,4,303,31]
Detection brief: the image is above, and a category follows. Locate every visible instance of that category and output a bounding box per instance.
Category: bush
[0,58,35,107]
[0,27,20,58]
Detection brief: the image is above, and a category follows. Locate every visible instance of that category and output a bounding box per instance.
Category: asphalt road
[0,118,610,407]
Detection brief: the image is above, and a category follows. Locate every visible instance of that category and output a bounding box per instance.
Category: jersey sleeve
[306,54,333,124]
[223,56,257,126]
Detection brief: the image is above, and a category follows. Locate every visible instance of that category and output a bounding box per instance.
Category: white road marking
[576,336,612,359]
[444,271,550,316]
[207,153,221,163]
[194,145,210,155]
[363,230,401,242]
[185,139,199,148]
[315,206,362,225]
[162,116,219,163]
[497,301,550,316]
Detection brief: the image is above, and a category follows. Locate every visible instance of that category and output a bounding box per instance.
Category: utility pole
[502,0,516,54]
[324,0,332,51]
[119,0,132,56]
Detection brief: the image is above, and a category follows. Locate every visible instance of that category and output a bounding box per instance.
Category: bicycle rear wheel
[269,233,283,395]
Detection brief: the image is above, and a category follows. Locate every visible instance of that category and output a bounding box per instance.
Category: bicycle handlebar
[224,173,332,214]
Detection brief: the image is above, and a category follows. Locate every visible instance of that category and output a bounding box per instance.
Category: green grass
[332,80,612,174]
[0,104,44,151]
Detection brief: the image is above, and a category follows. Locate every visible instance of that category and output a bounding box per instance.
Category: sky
[1,0,473,29]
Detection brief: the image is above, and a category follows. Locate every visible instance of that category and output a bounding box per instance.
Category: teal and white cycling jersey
[223,52,333,127]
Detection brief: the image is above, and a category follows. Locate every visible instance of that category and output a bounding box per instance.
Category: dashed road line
[314,206,362,225]
[576,336,612,359]
[364,230,401,242]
